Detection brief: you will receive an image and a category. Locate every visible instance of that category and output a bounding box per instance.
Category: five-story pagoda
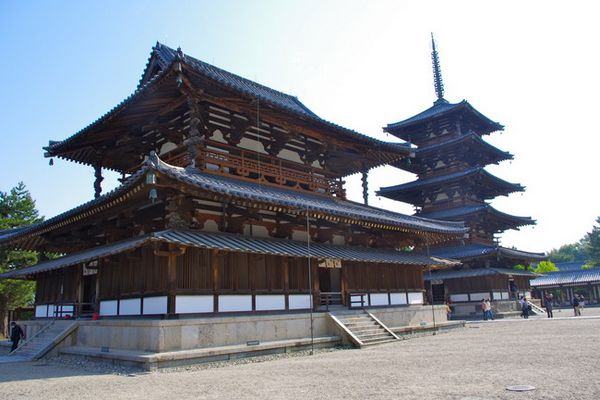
[378,37,545,310]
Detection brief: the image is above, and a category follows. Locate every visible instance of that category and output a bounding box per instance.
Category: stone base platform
[60,336,340,370]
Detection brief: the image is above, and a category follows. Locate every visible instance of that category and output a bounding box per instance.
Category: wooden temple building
[0,43,467,325]
[377,37,545,311]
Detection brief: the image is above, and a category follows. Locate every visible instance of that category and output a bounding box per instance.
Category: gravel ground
[0,316,599,400]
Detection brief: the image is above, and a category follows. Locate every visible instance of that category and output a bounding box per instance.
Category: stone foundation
[18,305,447,355]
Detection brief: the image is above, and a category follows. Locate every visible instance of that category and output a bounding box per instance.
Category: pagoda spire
[431,33,446,103]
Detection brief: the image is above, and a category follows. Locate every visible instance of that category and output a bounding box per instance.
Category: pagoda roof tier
[0,228,459,280]
[0,155,467,251]
[384,100,504,141]
[377,167,524,204]
[427,243,546,262]
[418,204,535,231]
[397,132,513,174]
[44,42,409,175]
[424,267,538,281]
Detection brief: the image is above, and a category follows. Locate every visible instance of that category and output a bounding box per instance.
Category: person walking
[481,299,488,320]
[572,295,581,316]
[445,300,453,320]
[9,321,25,352]
[484,299,494,320]
[521,298,530,319]
[544,293,554,318]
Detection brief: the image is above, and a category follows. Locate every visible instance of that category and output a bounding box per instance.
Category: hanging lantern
[149,188,158,203]
[145,171,156,185]
[49,158,54,166]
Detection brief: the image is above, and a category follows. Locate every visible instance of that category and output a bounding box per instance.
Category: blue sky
[1,1,598,252]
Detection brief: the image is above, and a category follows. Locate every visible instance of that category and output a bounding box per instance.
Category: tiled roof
[385,99,503,133]
[414,132,512,160]
[0,155,467,249]
[530,269,600,287]
[554,261,587,272]
[149,155,467,235]
[418,204,535,227]
[425,267,538,281]
[151,43,319,119]
[428,243,546,261]
[0,229,458,279]
[377,167,524,197]
[46,43,410,163]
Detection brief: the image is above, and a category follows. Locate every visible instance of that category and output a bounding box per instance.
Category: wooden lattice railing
[163,144,346,198]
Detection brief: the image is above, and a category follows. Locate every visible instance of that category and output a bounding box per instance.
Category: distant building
[377,36,545,315]
[531,262,600,305]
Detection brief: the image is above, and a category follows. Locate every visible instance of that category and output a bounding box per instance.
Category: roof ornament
[431,33,447,104]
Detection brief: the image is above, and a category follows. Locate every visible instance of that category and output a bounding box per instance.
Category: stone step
[362,338,397,346]
[351,328,387,335]
[357,332,393,340]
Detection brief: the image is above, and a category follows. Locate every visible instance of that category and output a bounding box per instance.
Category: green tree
[548,242,587,263]
[513,264,534,272]
[583,217,600,267]
[0,182,42,338]
[533,260,559,274]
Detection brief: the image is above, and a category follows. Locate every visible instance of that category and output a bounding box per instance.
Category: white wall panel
[99,300,118,316]
[143,296,168,315]
[35,305,47,318]
[288,294,312,309]
[408,292,423,304]
[390,293,408,305]
[450,294,469,302]
[369,293,389,306]
[350,294,369,307]
[501,292,509,300]
[492,292,502,300]
[469,292,488,302]
[255,295,285,311]
[176,295,214,314]
[119,298,141,316]
[218,295,252,312]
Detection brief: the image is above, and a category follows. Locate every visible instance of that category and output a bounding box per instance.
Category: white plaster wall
[288,294,311,309]
[369,293,389,306]
[218,295,253,312]
[390,293,408,305]
[176,295,214,314]
[143,296,168,315]
[119,298,141,316]
[469,292,489,301]
[255,295,286,311]
[450,294,469,302]
[407,292,424,305]
[35,305,47,318]
[100,300,118,316]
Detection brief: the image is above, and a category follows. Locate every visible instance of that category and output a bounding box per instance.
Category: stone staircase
[329,310,398,348]
[8,320,76,361]
[527,300,546,316]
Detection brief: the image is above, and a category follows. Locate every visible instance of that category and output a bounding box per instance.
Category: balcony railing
[163,142,346,198]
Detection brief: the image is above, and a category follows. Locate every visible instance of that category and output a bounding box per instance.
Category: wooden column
[167,244,178,315]
[211,249,220,312]
[74,265,83,318]
[93,165,103,199]
[283,257,290,309]
[154,245,186,317]
[361,170,369,205]
[340,262,348,307]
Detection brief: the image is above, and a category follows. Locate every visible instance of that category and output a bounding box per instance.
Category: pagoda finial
[431,33,445,102]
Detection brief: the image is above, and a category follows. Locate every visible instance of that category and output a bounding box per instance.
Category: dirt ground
[0,315,599,400]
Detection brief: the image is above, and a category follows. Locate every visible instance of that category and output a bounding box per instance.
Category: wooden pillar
[283,257,290,309]
[95,262,101,313]
[211,249,220,312]
[93,165,103,199]
[167,244,178,315]
[311,260,319,310]
[361,170,369,205]
[340,262,348,307]
[74,265,83,318]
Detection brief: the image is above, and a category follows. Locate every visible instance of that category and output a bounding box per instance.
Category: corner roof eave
[0,155,467,250]
[384,100,504,135]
